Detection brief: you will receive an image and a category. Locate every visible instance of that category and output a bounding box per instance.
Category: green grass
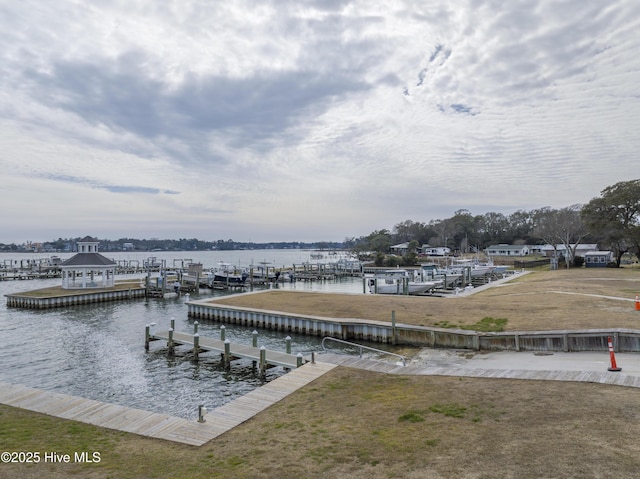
[433,316,508,332]
[429,403,467,419]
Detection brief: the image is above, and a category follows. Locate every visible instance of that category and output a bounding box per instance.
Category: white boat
[209,262,248,285]
[419,264,463,288]
[449,259,496,277]
[366,269,439,295]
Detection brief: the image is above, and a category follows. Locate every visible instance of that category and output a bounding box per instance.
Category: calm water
[0,250,365,419]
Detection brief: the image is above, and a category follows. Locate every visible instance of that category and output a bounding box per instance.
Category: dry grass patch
[211,268,640,331]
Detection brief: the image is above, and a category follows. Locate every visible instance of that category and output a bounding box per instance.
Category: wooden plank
[151,330,301,368]
[0,362,337,446]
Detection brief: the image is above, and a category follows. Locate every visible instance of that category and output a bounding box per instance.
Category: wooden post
[198,404,207,423]
[252,330,258,369]
[145,324,150,350]
[259,346,266,377]
[224,339,231,369]
[193,333,200,360]
[391,310,396,345]
[220,325,226,341]
[296,353,303,367]
[285,336,292,354]
[168,328,174,356]
[170,317,175,331]
[194,321,199,335]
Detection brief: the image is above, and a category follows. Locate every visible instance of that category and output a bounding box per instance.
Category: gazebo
[60,236,116,289]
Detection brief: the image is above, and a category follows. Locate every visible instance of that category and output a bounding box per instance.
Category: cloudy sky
[1,1,639,243]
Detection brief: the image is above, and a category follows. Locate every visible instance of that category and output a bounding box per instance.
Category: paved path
[318,349,640,387]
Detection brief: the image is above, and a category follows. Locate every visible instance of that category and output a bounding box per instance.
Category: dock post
[259,346,266,377]
[252,330,259,369]
[193,333,200,360]
[297,353,303,367]
[285,336,292,354]
[198,404,207,423]
[311,352,315,364]
[391,310,396,345]
[220,325,226,341]
[145,324,150,350]
[168,328,175,356]
[170,317,175,331]
[194,321,199,335]
[224,339,231,369]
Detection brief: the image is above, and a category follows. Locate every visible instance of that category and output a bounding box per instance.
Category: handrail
[321,337,406,366]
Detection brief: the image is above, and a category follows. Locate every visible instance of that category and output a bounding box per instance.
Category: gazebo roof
[61,252,116,267]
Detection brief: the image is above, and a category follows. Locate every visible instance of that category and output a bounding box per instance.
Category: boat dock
[146,325,306,372]
[0,361,337,446]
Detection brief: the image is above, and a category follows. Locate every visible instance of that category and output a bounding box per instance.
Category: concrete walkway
[318,349,640,387]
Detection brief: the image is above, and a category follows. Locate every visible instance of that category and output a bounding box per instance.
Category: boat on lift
[366,269,440,295]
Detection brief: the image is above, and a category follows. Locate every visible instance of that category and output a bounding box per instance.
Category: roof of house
[61,253,116,267]
[486,244,528,250]
[536,244,599,251]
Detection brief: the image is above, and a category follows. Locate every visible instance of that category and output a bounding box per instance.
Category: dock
[146,328,306,371]
[0,361,337,446]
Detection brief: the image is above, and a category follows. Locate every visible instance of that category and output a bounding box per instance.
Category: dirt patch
[209,268,640,331]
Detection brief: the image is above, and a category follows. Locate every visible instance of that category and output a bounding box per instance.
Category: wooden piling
[259,346,266,377]
[224,339,231,369]
[193,333,200,360]
[168,328,175,356]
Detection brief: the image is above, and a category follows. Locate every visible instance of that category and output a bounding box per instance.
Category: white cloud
[0,0,639,243]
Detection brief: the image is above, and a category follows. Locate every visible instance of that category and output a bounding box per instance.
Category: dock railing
[321,337,406,366]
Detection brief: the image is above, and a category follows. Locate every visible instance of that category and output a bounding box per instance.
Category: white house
[60,236,116,289]
[421,245,451,256]
[532,244,599,257]
[485,244,530,256]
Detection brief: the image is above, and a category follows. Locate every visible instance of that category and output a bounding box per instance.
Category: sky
[1,1,639,244]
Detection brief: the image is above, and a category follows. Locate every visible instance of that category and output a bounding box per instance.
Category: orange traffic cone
[635,295,640,311]
[607,336,621,372]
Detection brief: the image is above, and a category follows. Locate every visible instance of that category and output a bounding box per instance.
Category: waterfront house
[584,251,614,267]
[531,244,600,257]
[421,245,451,256]
[485,244,530,256]
[390,242,410,255]
[60,237,116,289]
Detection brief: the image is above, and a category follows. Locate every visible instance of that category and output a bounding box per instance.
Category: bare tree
[533,205,588,268]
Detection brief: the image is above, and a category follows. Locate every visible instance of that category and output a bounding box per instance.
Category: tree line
[345,179,640,268]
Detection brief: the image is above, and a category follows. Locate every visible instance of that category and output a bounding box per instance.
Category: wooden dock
[0,361,337,446]
[147,330,305,370]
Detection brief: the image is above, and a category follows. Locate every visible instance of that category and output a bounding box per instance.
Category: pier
[0,360,337,446]
[146,322,306,374]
